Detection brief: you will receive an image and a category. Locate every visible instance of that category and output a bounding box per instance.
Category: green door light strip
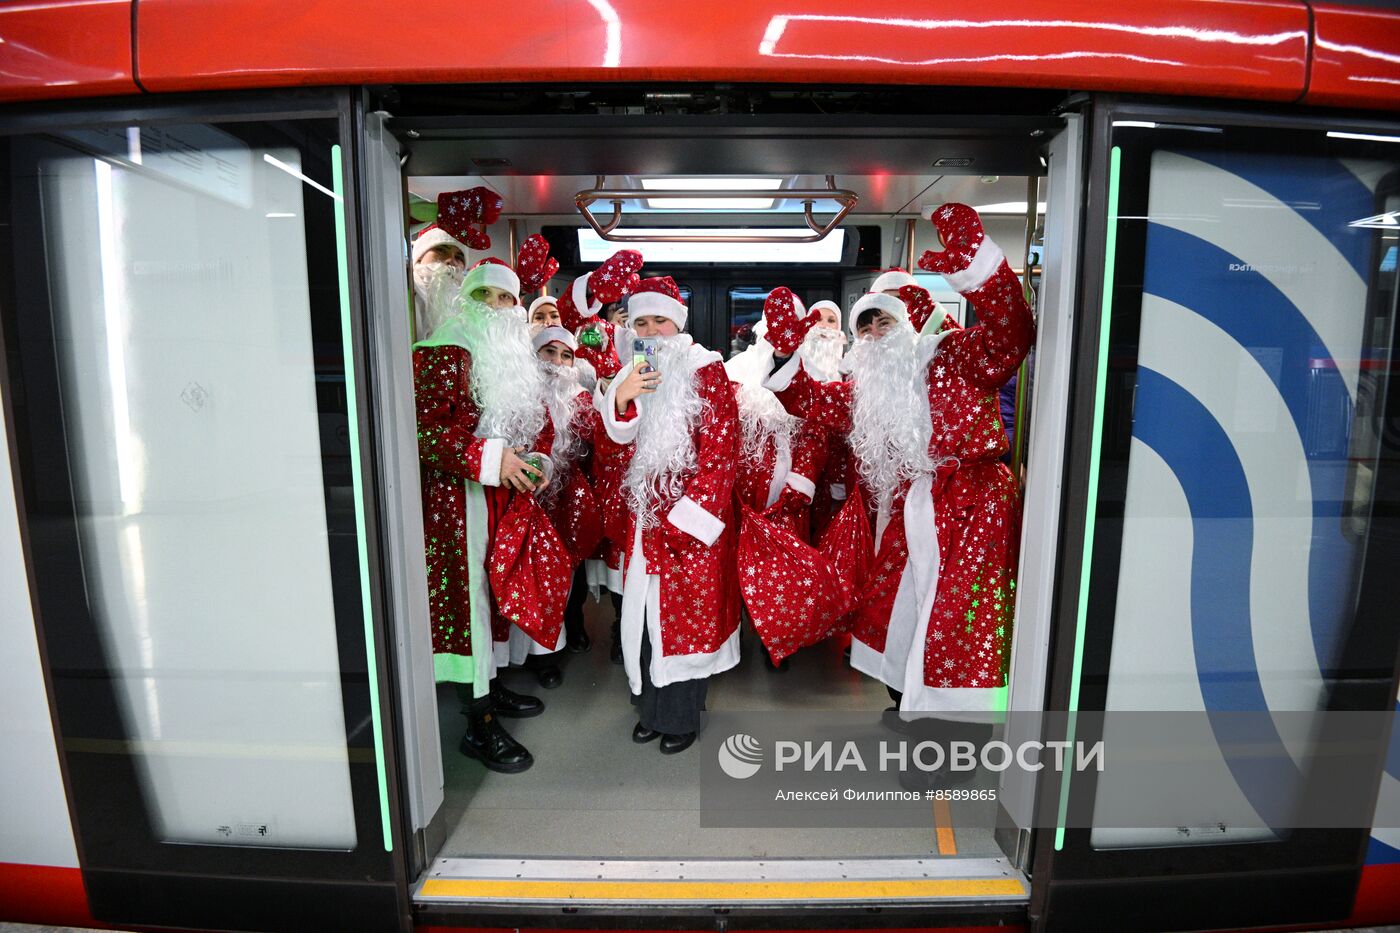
[1054,145,1121,851]
[331,143,394,853]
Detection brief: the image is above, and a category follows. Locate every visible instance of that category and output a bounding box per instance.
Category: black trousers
[886,686,995,748]
[456,680,494,717]
[631,627,708,735]
[563,564,588,640]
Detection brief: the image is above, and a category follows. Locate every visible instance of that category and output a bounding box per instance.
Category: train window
[1079,122,1400,850]
[2,120,365,851]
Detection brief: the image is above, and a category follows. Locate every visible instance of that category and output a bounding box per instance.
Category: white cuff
[785,472,817,500]
[666,495,725,546]
[763,353,804,393]
[829,482,848,501]
[601,362,641,445]
[943,237,1005,293]
[477,437,506,487]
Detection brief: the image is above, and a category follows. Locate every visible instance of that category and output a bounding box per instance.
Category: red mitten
[898,284,941,333]
[488,492,572,650]
[917,202,985,277]
[515,233,559,294]
[763,286,820,356]
[437,186,504,252]
[591,250,644,304]
[557,276,588,331]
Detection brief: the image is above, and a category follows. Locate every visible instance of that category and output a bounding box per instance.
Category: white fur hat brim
[528,295,559,317]
[848,292,908,336]
[627,291,687,331]
[532,325,577,353]
[871,269,917,293]
[463,262,520,300]
[412,226,469,265]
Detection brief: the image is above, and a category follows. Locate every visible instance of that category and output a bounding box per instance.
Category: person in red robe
[763,203,1034,720]
[413,258,558,773]
[597,277,741,754]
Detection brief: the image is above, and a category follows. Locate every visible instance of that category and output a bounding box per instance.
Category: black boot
[659,732,696,754]
[490,679,545,718]
[609,593,624,665]
[564,567,590,652]
[460,710,533,773]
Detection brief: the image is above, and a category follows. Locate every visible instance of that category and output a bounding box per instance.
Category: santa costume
[413,256,558,771]
[763,204,1034,718]
[596,277,742,746]
[410,186,503,340]
[556,251,645,662]
[533,326,613,654]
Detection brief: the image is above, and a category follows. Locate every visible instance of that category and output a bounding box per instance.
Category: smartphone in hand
[632,337,659,373]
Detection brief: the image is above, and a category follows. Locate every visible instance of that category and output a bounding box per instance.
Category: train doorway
[357,94,1080,924]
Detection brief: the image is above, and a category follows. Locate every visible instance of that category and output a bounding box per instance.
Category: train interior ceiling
[395,112,1056,875]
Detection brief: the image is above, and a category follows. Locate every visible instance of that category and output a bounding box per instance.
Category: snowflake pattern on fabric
[515,233,559,293]
[435,186,503,251]
[762,286,821,357]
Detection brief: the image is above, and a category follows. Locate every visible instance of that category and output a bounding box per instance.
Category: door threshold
[414,855,1028,907]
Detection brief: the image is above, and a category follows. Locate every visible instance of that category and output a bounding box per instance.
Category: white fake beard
[539,362,586,504]
[412,261,464,339]
[623,335,706,524]
[846,322,933,505]
[735,380,797,465]
[457,296,547,449]
[799,326,847,383]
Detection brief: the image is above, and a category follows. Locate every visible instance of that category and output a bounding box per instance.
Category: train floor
[436,594,1003,861]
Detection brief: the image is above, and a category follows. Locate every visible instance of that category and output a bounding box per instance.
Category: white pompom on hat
[531,325,578,353]
[462,257,520,301]
[870,267,918,293]
[848,292,909,337]
[411,225,470,265]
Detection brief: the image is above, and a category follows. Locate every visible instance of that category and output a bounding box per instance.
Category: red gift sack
[738,504,854,664]
[488,492,573,650]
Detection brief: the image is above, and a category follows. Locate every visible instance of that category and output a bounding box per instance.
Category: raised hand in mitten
[437,186,505,252]
[897,284,941,333]
[763,286,821,357]
[917,202,985,277]
[591,250,644,304]
[515,233,559,293]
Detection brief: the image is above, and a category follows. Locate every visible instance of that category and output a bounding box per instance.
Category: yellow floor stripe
[934,798,958,855]
[420,878,1023,901]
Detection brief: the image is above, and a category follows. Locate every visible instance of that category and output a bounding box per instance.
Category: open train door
[0,90,415,932]
[1028,99,1400,932]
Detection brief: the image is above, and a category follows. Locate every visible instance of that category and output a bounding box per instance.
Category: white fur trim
[916,327,957,372]
[943,237,1005,293]
[412,225,467,265]
[766,436,793,509]
[871,269,917,293]
[463,261,520,300]
[763,352,804,392]
[476,437,506,487]
[532,325,577,352]
[785,471,816,500]
[628,290,688,330]
[897,687,1008,721]
[507,621,566,663]
[652,626,740,689]
[848,292,908,337]
[666,495,725,546]
[462,482,497,694]
[528,295,559,317]
[829,482,848,501]
[808,299,841,320]
[571,273,602,319]
[600,362,641,444]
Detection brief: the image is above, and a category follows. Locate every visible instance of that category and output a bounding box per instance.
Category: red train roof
[0,0,1396,110]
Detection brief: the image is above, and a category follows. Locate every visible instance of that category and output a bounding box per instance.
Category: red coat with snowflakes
[413,343,555,692]
[731,409,828,541]
[597,351,743,691]
[542,388,610,563]
[764,212,1033,715]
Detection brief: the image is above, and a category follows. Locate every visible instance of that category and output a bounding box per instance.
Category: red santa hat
[870,267,918,293]
[847,292,908,337]
[531,325,578,353]
[627,276,687,330]
[462,257,520,302]
[528,295,559,318]
[411,224,471,265]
